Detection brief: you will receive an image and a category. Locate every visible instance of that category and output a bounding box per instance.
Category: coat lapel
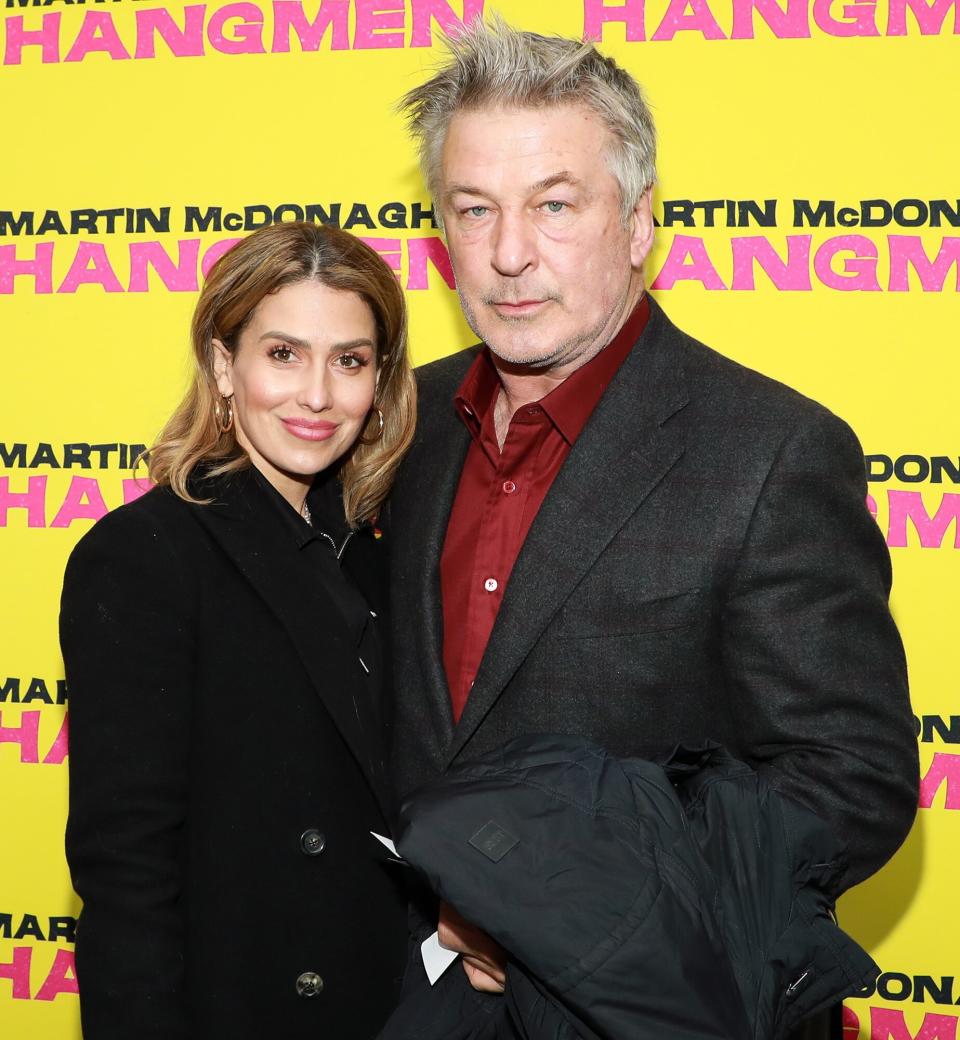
[188,471,389,805]
[447,304,690,765]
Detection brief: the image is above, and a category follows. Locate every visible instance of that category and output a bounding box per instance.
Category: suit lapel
[393,372,475,750]
[447,304,690,765]
[188,471,389,805]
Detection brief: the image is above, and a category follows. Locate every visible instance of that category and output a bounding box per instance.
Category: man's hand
[437,901,507,993]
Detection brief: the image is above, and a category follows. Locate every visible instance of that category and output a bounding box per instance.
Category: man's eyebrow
[445,172,582,200]
[445,183,488,199]
[529,171,581,194]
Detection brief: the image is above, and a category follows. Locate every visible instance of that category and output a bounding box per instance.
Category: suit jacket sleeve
[60,502,194,1038]
[721,408,918,893]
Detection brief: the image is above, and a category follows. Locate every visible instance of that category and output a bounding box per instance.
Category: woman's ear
[212,338,234,398]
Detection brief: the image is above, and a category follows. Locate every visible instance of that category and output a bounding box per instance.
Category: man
[386,17,918,1007]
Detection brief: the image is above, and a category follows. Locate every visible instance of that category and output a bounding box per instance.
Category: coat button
[300,829,326,856]
[295,971,324,998]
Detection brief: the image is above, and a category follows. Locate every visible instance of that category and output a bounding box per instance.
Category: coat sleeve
[721,408,918,894]
[60,501,195,1038]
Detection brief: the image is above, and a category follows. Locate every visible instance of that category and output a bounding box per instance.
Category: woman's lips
[281,418,339,442]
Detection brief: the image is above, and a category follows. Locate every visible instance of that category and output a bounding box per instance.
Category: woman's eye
[268,345,294,362]
[336,353,366,370]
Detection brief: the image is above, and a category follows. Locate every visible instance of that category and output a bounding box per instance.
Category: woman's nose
[297,366,333,412]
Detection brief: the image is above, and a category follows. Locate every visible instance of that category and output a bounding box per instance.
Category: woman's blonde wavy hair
[146,221,416,527]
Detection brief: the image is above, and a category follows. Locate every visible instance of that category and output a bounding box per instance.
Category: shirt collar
[454,349,500,441]
[454,294,650,446]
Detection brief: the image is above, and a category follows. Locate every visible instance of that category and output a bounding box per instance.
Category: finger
[437,914,470,954]
[438,904,496,957]
[462,959,506,993]
[463,954,506,986]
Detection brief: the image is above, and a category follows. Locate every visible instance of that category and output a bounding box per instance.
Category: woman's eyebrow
[259,331,312,348]
[258,333,376,350]
[332,338,376,351]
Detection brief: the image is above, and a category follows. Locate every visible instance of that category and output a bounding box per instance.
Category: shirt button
[484,578,498,593]
[526,406,540,416]
[502,480,517,494]
[296,971,324,998]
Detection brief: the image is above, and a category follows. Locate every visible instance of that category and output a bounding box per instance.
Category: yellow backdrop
[1,0,956,1035]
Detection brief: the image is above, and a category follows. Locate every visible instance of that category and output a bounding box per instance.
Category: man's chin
[485,338,568,370]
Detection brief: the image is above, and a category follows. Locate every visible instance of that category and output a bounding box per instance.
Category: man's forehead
[445,101,608,143]
[441,103,613,189]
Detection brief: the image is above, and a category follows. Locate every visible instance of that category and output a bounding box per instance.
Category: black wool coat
[60,468,407,1040]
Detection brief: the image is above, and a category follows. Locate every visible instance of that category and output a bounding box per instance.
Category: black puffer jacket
[380,736,878,1040]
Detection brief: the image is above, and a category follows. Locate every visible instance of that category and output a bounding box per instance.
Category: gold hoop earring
[214,395,234,435]
[359,406,385,445]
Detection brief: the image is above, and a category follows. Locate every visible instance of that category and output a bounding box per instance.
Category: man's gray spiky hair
[398,13,657,224]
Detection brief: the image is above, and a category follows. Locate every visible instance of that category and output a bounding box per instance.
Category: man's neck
[491,284,644,448]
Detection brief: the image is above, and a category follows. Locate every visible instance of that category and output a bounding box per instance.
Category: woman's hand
[437,902,507,993]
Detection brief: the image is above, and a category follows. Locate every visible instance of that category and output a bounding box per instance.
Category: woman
[60,221,417,1039]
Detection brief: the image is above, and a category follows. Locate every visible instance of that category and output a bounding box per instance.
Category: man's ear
[211,338,234,398]
[629,188,655,269]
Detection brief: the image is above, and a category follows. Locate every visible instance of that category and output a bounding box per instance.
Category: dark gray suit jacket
[387,297,917,893]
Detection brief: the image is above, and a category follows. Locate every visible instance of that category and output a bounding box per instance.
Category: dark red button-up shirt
[440,296,650,721]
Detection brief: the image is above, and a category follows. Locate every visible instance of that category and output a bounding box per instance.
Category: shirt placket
[458,409,549,702]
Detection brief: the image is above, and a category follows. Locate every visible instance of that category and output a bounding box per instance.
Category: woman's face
[213,279,378,508]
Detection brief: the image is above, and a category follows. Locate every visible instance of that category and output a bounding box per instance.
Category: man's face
[439,103,653,371]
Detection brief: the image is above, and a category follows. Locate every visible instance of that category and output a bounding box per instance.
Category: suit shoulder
[415,347,481,404]
[670,323,858,445]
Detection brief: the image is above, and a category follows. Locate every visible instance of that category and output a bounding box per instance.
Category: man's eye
[268,345,294,362]
[466,206,488,218]
[543,201,567,213]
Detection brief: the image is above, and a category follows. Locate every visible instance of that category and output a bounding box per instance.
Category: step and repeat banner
[1,0,956,1035]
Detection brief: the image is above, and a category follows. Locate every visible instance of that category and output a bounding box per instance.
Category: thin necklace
[301,501,313,526]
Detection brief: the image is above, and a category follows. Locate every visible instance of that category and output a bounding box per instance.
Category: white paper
[370,831,399,857]
[368,834,458,985]
[421,930,460,985]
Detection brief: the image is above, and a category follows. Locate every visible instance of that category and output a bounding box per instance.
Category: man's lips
[490,299,549,316]
[281,418,339,442]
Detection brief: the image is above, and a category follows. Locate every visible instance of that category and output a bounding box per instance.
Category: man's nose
[491,210,537,278]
